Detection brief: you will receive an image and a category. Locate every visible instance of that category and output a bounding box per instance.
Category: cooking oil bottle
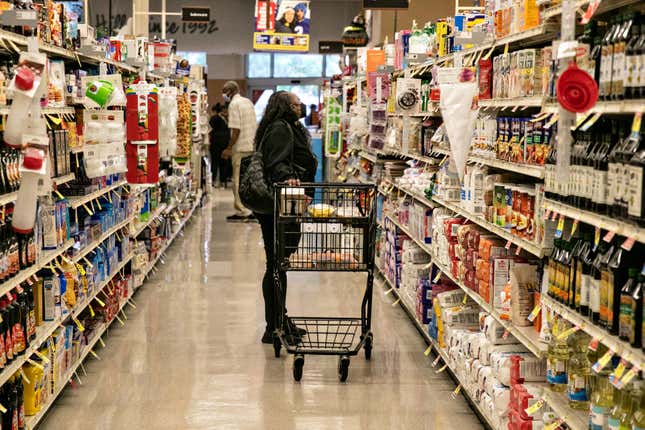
[547,318,570,392]
[567,333,591,410]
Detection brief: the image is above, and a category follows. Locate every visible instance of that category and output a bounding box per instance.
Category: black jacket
[261,119,318,184]
[209,115,230,151]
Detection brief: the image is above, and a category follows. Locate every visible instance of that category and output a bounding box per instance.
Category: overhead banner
[253,0,310,52]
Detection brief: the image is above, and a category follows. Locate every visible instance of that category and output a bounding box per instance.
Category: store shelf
[53,173,76,186]
[67,180,127,209]
[0,252,132,392]
[25,280,135,430]
[542,0,643,20]
[433,195,545,258]
[544,198,645,244]
[0,174,76,207]
[131,205,167,238]
[383,215,548,358]
[468,156,545,179]
[375,265,497,430]
[0,240,74,298]
[383,179,435,209]
[71,216,134,263]
[541,389,588,430]
[479,96,545,109]
[359,150,378,163]
[543,99,645,115]
[542,295,645,368]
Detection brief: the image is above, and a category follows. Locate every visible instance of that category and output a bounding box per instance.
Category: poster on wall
[253,0,310,52]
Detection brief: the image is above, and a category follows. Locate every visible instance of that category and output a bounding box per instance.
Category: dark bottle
[607,241,636,335]
[2,299,14,364]
[626,17,642,99]
[16,372,24,430]
[600,17,619,100]
[619,267,640,343]
[598,238,617,329]
[16,290,28,352]
[9,294,23,357]
[612,13,636,100]
[548,240,560,299]
[591,124,611,213]
[25,283,35,342]
[617,119,643,218]
[590,239,609,324]
[577,231,594,316]
[545,140,558,200]
[627,133,645,224]
[567,236,582,308]
[608,121,629,217]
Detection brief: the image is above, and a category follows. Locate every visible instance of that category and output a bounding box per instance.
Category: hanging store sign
[318,41,343,54]
[253,0,310,52]
[181,7,211,22]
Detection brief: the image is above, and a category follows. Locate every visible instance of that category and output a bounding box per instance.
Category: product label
[627,165,644,218]
[568,375,588,401]
[627,54,639,88]
[581,274,591,307]
[608,417,621,430]
[547,359,567,384]
[607,162,619,205]
[612,50,626,94]
[591,278,601,312]
[591,405,609,429]
[620,295,635,340]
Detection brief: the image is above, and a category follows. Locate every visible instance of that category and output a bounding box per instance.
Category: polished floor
[39,191,484,430]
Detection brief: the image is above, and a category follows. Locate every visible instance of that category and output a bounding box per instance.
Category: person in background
[275,7,296,33]
[293,3,310,34]
[221,81,257,222]
[304,104,319,127]
[254,91,317,344]
[209,103,232,188]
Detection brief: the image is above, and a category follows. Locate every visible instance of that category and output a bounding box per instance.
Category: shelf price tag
[555,215,565,239]
[610,359,629,388]
[603,230,615,243]
[462,293,468,305]
[34,350,50,364]
[99,337,105,348]
[621,237,636,251]
[424,346,432,356]
[515,245,522,256]
[544,418,566,430]
[527,304,541,322]
[89,304,95,318]
[524,398,545,416]
[450,384,462,399]
[550,211,558,221]
[616,365,640,389]
[433,271,442,283]
[502,330,510,340]
[580,0,601,24]
[95,297,105,307]
[570,220,579,236]
[384,288,393,296]
[89,350,101,360]
[588,338,600,352]
[391,298,400,307]
[544,209,551,220]
[580,112,602,131]
[0,402,7,414]
[72,316,84,332]
[505,240,512,250]
[544,114,559,129]
[592,349,615,373]
[435,363,448,373]
[432,355,442,367]
[594,227,601,251]
[557,325,580,341]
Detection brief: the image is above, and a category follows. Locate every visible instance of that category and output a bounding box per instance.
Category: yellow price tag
[544,418,565,430]
[115,314,125,326]
[424,346,432,356]
[556,215,565,234]
[72,316,84,332]
[391,298,401,307]
[631,111,642,134]
[54,189,65,200]
[619,366,640,388]
[82,204,93,216]
[76,264,86,277]
[545,113,559,129]
[613,359,628,380]
[433,271,442,283]
[557,325,580,340]
[592,349,615,373]
[82,257,94,268]
[462,294,468,305]
[95,297,105,307]
[571,220,579,236]
[527,304,541,322]
[435,364,448,373]
[89,350,100,360]
[384,288,393,296]
[127,300,137,309]
[89,304,95,318]
[482,44,496,61]
[450,384,462,399]
[571,113,592,130]
[99,337,105,348]
[34,350,50,363]
[503,43,509,55]
[96,199,102,210]
[0,402,7,414]
[524,398,545,416]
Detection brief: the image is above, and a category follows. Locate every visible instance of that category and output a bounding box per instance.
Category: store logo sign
[182,7,210,22]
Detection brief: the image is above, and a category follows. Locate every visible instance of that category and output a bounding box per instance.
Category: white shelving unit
[468,156,545,179]
[67,180,127,209]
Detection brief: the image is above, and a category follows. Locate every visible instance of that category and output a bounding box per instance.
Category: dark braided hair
[254,91,299,149]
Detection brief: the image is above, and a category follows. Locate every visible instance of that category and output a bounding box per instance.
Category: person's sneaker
[226,214,250,223]
[261,330,274,344]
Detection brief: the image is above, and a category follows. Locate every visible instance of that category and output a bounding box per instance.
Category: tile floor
[38,192,484,430]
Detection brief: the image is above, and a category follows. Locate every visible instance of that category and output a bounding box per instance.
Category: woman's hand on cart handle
[286,178,301,186]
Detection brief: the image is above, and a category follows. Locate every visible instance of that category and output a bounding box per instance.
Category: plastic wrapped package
[158,87,178,158]
[490,352,546,386]
[482,315,520,345]
[465,248,478,269]
[478,236,508,261]
[480,343,529,366]
[456,224,477,247]
[476,259,491,283]
[437,289,475,308]
[443,217,466,242]
[479,279,490,304]
[456,243,468,261]
[510,263,538,327]
[442,306,480,329]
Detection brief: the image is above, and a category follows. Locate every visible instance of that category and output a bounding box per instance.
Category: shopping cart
[272,183,377,382]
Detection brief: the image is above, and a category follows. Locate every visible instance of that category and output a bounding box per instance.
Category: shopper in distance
[209,103,232,189]
[221,81,258,222]
[253,91,317,344]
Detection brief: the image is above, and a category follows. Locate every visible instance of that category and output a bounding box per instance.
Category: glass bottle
[576,231,593,316]
[620,267,640,342]
[608,383,636,430]
[633,385,645,429]
[599,238,618,329]
[567,334,591,410]
[612,13,636,100]
[626,16,642,99]
[547,319,570,392]
[601,17,619,100]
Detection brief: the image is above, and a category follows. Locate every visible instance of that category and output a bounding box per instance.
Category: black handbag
[239,121,294,214]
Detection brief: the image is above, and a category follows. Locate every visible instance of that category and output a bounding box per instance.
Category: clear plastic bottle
[547,319,570,392]
[591,374,615,430]
[567,334,591,410]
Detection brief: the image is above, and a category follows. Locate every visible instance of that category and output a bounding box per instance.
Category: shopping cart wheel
[293,355,304,381]
[364,334,373,360]
[273,336,281,358]
[338,356,350,382]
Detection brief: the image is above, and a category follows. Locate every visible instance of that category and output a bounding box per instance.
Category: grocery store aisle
[38,191,482,430]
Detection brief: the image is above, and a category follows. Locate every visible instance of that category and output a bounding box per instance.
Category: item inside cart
[288,222,364,270]
[280,186,373,219]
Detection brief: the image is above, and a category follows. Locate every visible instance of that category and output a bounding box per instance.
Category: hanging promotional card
[368,71,391,103]
[80,74,125,108]
[395,78,421,114]
[253,0,310,52]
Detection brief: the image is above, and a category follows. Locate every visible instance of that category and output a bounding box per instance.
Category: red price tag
[622,237,636,251]
[544,209,551,220]
[579,0,601,24]
[502,330,510,340]
[515,245,522,256]
[604,231,615,243]
[505,240,512,250]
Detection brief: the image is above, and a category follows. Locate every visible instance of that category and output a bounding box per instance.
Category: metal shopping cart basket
[273,183,377,382]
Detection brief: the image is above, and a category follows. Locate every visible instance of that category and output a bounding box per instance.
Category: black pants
[210,145,232,184]
[256,212,286,332]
